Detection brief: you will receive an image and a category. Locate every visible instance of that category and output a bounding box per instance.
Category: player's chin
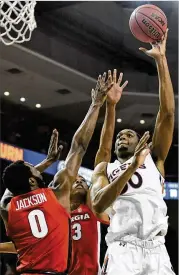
[74,188,87,195]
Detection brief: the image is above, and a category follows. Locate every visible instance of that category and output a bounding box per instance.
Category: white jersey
[106,154,168,245]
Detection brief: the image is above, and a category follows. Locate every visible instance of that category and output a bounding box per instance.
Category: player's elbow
[160,108,175,118]
[72,136,87,155]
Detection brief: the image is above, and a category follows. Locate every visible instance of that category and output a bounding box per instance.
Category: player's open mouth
[119,143,128,146]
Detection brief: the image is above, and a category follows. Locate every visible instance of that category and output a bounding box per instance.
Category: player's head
[115,129,140,159]
[71,175,89,198]
[2,160,45,196]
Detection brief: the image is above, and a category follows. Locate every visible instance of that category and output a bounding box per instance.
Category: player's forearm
[72,103,101,153]
[155,55,175,115]
[93,164,137,213]
[35,158,54,173]
[0,242,16,254]
[94,102,116,167]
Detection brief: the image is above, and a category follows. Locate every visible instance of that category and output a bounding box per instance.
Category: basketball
[129,4,167,43]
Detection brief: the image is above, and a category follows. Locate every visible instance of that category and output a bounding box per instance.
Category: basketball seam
[134,12,160,41]
[138,11,165,35]
[138,6,167,20]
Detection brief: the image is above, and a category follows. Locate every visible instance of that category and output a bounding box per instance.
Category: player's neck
[71,201,83,211]
[117,154,133,164]
[70,194,86,211]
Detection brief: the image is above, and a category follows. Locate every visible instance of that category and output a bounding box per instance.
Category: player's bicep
[90,162,109,211]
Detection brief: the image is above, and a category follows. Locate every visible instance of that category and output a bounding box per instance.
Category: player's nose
[119,135,127,141]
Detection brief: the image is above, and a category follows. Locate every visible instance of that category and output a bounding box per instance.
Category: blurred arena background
[0,1,178,274]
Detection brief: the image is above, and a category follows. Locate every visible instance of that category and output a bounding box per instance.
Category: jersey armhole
[47,188,71,219]
[150,153,165,182]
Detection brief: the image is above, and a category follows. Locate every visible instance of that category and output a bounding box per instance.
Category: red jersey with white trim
[7,188,71,274]
[69,204,108,275]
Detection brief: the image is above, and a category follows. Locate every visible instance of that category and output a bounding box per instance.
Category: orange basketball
[129,4,167,43]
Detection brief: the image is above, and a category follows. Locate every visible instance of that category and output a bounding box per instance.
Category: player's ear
[29,177,36,187]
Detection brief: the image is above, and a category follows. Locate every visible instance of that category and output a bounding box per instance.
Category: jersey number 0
[28,209,48,238]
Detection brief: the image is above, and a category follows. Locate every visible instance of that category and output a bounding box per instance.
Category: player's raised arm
[139,29,175,177]
[0,130,63,209]
[94,70,128,167]
[51,73,114,208]
[91,132,150,213]
[35,129,63,173]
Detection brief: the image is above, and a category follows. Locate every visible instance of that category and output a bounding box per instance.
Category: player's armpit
[0,189,13,209]
[0,242,16,254]
[152,110,174,177]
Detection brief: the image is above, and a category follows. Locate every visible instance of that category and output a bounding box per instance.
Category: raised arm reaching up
[51,72,114,212]
[139,29,174,177]
[94,69,128,167]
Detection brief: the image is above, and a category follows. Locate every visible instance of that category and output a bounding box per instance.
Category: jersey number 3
[28,209,48,238]
[72,223,82,240]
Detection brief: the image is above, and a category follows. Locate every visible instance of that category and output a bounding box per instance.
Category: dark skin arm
[87,70,128,222]
[94,70,128,167]
[139,29,174,177]
[51,72,114,213]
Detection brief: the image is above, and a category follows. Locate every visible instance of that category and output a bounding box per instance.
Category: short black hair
[2,161,32,196]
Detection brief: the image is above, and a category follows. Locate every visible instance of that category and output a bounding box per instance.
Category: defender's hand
[107,69,128,105]
[91,72,114,106]
[139,28,168,60]
[132,131,150,168]
[47,129,63,162]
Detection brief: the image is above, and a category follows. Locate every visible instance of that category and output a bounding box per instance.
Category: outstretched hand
[47,129,63,162]
[107,69,128,105]
[132,131,150,168]
[139,28,168,60]
[91,71,114,107]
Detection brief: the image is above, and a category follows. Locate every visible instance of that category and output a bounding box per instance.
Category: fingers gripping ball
[129,4,167,43]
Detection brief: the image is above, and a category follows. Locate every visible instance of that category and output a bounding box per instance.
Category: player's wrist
[154,54,167,63]
[45,157,55,163]
[91,102,104,108]
[129,161,139,171]
[106,100,117,107]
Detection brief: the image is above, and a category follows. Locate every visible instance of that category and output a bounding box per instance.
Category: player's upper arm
[94,149,111,168]
[50,140,85,210]
[90,162,109,214]
[152,110,174,176]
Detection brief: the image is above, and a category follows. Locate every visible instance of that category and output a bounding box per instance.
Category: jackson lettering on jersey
[106,154,168,245]
[15,193,47,210]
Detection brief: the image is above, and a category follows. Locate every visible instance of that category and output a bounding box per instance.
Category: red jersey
[7,188,71,274]
[69,204,108,275]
